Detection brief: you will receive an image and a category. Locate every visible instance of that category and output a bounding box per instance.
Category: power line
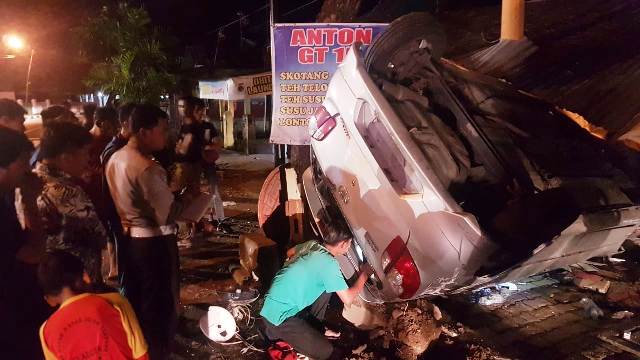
[210,4,269,35]
[281,0,323,17]
[210,0,323,35]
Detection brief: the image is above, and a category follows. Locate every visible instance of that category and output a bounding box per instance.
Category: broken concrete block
[341,296,388,330]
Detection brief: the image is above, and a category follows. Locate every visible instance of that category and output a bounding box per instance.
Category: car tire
[364,12,446,75]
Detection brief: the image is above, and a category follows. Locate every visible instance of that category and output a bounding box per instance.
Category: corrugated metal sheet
[455,0,640,139]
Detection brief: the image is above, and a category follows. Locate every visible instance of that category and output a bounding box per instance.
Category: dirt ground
[171,150,640,360]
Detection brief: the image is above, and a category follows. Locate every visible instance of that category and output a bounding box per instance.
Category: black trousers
[0,261,51,360]
[263,292,336,360]
[120,234,179,360]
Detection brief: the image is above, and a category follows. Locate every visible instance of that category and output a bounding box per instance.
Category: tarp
[199,72,272,101]
[269,23,388,145]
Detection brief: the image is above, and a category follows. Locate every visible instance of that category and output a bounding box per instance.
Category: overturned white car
[302,13,640,303]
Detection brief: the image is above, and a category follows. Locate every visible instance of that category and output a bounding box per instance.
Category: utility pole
[270,0,288,167]
[25,48,34,105]
[500,0,525,41]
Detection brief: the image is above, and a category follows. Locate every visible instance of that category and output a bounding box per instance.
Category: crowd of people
[0,96,224,359]
[0,95,372,360]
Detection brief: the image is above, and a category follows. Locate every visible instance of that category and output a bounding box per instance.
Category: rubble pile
[393,306,442,359]
[345,299,443,360]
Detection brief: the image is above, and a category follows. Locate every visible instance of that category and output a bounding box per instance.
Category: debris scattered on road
[432,304,443,321]
[467,344,512,360]
[580,298,604,319]
[478,293,505,306]
[223,201,237,207]
[200,306,237,343]
[607,282,640,309]
[498,282,518,291]
[611,310,635,320]
[352,344,367,354]
[342,296,387,330]
[573,271,611,294]
[608,256,626,263]
[471,287,506,306]
[470,282,521,306]
[394,306,441,360]
[441,322,464,338]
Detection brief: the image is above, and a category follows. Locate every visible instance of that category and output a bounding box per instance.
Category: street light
[2,34,34,106]
[3,34,24,51]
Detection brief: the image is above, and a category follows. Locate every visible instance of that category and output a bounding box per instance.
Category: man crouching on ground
[260,225,373,359]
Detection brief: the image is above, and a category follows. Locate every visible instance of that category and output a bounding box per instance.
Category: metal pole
[263,94,268,135]
[269,0,275,27]
[25,48,34,105]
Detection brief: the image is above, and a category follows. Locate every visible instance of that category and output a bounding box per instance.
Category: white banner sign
[199,72,272,101]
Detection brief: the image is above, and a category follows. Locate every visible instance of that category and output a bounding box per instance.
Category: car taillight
[381,236,420,299]
[308,106,337,141]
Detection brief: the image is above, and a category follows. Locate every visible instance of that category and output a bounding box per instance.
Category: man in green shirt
[260,226,373,359]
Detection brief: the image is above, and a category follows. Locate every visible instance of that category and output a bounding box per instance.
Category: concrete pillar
[501,0,525,41]
[242,98,255,154]
[223,101,235,149]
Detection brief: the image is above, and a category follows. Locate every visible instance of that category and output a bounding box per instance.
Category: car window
[354,100,421,195]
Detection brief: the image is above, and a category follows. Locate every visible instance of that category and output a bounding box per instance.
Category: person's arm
[286,247,296,259]
[15,176,46,263]
[335,263,374,306]
[52,183,109,251]
[207,123,222,150]
[138,165,193,225]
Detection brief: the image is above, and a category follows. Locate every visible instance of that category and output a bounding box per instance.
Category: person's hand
[359,263,374,277]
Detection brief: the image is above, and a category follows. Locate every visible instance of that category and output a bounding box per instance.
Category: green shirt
[260,240,348,325]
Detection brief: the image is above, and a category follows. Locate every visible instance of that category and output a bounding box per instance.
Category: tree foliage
[77,3,174,104]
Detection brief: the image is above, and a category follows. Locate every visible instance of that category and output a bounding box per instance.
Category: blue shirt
[260,241,348,326]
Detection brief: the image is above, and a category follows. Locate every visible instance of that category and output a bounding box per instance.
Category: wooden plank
[284,167,301,200]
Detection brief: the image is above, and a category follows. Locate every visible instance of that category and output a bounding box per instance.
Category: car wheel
[364,12,446,77]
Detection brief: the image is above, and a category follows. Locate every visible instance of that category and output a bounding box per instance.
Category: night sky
[142,0,322,47]
[0,0,485,97]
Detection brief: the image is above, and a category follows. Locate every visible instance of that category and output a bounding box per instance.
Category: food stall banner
[269,23,388,145]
